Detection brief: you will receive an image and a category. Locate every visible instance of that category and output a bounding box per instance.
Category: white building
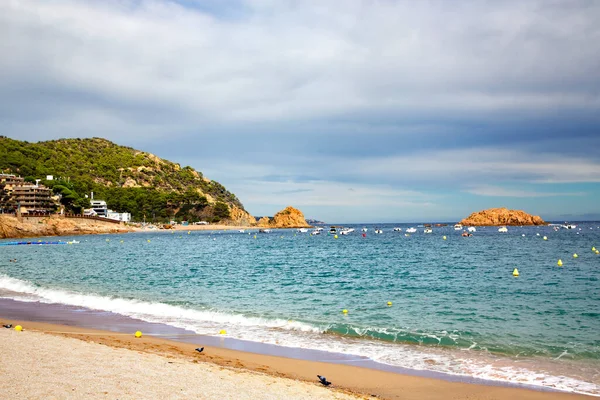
[107,210,131,223]
[90,200,108,217]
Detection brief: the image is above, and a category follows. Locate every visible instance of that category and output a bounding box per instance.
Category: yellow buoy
[253,235,257,239]
[573,253,578,258]
[593,247,596,251]
[219,329,227,335]
[443,236,447,240]
[15,325,22,331]
[188,231,191,234]
[134,331,142,338]
[512,268,519,277]
[543,236,548,240]
[387,301,392,306]
[334,235,338,239]
[596,250,599,254]
[120,240,124,243]
[342,309,348,314]
[557,259,563,267]
[147,239,151,243]
[106,239,110,242]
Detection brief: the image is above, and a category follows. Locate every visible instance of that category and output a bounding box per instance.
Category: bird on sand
[317,375,331,386]
[195,347,204,353]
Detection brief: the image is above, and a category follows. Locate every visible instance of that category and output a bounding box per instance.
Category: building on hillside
[12,185,54,213]
[0,173,25,188]
[107,210,131,223]
[90,199,108,217]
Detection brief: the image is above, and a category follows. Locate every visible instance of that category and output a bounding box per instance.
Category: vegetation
[0,136,245,222]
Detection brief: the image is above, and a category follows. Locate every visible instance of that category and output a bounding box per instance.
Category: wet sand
[0,301,593,399]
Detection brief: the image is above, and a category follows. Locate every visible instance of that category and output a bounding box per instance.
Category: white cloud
[463,185,586,198]
[352,148,600,185]
[1,0,599,136]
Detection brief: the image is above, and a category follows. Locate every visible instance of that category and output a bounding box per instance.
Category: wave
[1,273,598,396]
[0,274,321,334]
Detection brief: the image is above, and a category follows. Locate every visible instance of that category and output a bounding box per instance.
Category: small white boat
[314,227,324,232]
[393,227,402,232]
[374,229,383,234]
[259,229,271,233]
[238,229,245,233]
[563,224,577,229]
[297,228,308,233]
[467,227,476,232]
[339,229,352,235]
[498,226,508,233]
[311,230,321,235]
[329,227,337,234]
[67,240,80,244]
[424,228,433,234]
[454,224,463,231]
[361,227,368,232]
[406,227,417,233]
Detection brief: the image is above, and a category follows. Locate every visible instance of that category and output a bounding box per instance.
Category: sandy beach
[0,318,593,400]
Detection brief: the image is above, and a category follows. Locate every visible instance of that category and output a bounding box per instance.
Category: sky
[1,0,599,223]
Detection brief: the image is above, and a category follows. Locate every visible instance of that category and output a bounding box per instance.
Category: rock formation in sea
[256,206,311,228]
[459,207,546,226]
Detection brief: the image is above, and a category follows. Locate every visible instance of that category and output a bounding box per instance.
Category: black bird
[3,324,12,329]
[195,347,204,353]
[317,375,331,386]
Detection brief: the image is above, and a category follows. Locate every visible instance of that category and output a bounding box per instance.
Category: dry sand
[0,328,361,400]
[0,320,593,399]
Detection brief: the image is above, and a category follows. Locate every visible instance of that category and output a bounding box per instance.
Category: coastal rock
[459,208,546,226]
[256,217,271,227]
[228,206,257,226]
[0,215,134,239]
[269,206,311,228]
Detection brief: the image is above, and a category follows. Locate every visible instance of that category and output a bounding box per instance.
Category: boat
[563,224,577,229]
[339,228,353,235]
[259,229,271,233]
[454,224,463,231]
[296,228,308,233]
[405,227,417,233]
[374,229,383,234]
[314,227,324,232]
[461,231,472,237]
[424,228,433,234]
[310,229,321,235]
[393,227,402,232]
[467,227,476,232]
[329,226,337,234]
[238,229,245,233]
[361,227,368,232]
[498,226,508,233]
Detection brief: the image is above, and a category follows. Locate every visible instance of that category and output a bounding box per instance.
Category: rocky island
[256,206,311,228]
[459,207,546,226]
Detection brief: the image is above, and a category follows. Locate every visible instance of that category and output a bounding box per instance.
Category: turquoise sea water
[1,223,599,394]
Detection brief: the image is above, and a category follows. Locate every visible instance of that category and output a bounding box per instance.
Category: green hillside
[0,136,245,222]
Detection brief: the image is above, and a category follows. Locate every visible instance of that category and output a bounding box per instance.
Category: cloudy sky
[1,0,599,222]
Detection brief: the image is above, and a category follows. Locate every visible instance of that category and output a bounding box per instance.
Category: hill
[459,207,546,226]
[0,136,253,224]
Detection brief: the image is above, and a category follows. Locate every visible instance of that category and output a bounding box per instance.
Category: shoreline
[0,298,593,399]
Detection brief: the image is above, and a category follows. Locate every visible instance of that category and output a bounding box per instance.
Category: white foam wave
[0,274,598,396]
[0,274,322,335]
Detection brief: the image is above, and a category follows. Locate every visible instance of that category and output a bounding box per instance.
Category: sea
[1,223,599,395]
